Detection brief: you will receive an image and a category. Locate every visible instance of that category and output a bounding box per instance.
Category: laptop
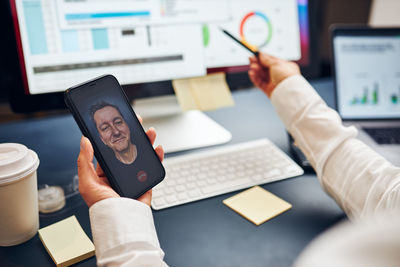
[332,27,400,166]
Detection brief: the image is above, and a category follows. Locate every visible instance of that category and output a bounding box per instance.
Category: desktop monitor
[5,0,317,152]
[5,0,317,113]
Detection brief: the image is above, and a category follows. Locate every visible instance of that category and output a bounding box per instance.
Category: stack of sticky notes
[223,186,292,226]
[172,72,235,111]
[38,216,95,267]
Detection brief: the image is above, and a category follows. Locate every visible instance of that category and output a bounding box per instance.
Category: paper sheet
[223,186,292,226]
[172,72,235,111]
[38,216,95,267]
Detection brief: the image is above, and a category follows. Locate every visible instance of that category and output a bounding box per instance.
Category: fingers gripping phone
[64,75,165,199]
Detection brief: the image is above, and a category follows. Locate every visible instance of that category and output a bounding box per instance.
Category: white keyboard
[151,139,304,210]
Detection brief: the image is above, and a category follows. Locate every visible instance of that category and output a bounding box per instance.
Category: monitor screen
[333,32,400,119]
[10,0,308,96]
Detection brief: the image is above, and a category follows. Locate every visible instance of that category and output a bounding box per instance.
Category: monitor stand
[132,95,232,153]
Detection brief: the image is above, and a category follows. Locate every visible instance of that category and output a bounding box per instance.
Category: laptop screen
[333,31,400,119]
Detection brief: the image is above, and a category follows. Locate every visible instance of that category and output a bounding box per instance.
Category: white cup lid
[0,143,39,185]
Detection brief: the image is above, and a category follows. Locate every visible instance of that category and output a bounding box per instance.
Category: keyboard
[363,127,400,144]
[151,138,304,210]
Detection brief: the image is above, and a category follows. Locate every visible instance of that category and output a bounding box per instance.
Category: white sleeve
[89,198,168,267]
[294,213,400,267]
[270,75,400,219]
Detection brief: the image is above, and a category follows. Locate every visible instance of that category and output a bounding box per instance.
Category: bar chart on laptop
[344,73,400,114]
[349,79,380,106]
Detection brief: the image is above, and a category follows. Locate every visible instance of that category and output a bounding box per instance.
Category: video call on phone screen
[69,76,164,198]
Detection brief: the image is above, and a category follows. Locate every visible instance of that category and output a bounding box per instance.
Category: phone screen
[66,75,165,198]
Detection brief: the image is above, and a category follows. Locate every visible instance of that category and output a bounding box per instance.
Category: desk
[0,79,344,267]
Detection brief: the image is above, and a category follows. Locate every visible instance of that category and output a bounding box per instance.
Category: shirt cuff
[270,75,323,129]
[89,198,160,257]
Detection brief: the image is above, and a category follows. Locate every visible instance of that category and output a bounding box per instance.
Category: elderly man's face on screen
[93,106,131,154]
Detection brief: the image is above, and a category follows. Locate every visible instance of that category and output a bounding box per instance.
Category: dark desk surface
[0,79,344,267]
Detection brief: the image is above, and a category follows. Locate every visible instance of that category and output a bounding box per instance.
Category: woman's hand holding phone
[78,121,164,208]
[66,75,165,200]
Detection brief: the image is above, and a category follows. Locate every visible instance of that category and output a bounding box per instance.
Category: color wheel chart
[239,11,273,50]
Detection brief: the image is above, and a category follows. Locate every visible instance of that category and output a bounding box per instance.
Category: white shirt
[89,75,400,267]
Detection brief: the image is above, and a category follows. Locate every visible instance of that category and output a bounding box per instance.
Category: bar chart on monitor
[56,0,230,29]
[16,0,210,94]
[15,0,302,94]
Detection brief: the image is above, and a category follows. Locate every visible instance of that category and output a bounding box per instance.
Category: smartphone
[64,75,165,199]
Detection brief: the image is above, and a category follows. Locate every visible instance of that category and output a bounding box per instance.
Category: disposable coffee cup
[0,143,40,246]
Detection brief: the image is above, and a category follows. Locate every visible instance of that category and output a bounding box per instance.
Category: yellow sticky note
[38,216,95,267]
[172,73,235,111]
[189,73,235,111]
[172,78,198,111]
[223,186,292,226]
